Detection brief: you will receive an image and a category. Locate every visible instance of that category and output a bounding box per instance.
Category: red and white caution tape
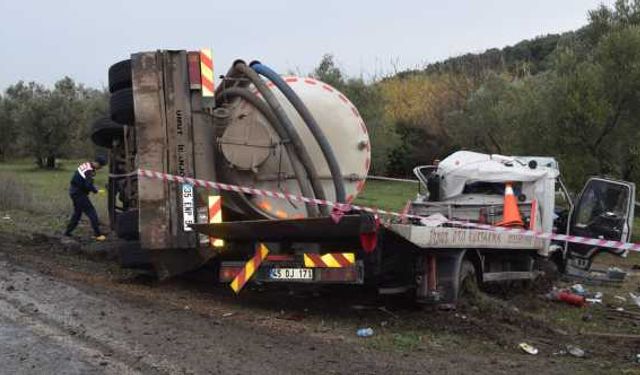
[137,169,640,253]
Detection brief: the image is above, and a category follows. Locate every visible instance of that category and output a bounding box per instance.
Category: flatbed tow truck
[91,49,636,304]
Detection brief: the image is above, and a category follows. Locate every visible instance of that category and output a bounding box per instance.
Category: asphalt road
[0,259,437,375]
[0,234,605,375]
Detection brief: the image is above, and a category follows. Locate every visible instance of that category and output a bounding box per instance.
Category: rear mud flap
[416,249,465,304]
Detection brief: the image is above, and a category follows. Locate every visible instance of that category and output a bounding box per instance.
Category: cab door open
[565,178,635,270]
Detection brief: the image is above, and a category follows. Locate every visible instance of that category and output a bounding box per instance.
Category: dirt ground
[1,227,640,375]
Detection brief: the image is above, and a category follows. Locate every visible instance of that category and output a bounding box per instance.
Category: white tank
[219,76,371,219]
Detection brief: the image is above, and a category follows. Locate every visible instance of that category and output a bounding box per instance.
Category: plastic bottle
[356,328,374,337]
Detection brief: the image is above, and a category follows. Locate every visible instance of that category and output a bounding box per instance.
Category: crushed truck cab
[413,151,635,277]
[92,50,636,305]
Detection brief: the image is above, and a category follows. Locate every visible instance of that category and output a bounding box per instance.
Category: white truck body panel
[390,224,545,250]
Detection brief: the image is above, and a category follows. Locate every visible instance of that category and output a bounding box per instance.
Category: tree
[531,26,640,188]
[587,0,640,44]
[70,86,109,157]
[378,72,475,174]
[5,77,86,168]
[311,54,345,89]
[447,74,516,154]
[0,95,18,161]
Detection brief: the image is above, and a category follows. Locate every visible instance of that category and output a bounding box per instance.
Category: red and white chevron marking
[137,169,640,253]
[200,48,214,97]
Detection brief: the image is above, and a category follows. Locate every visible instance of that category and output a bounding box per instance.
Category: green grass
[0,159,416,216]
[0,159,108,235]
[0,159,419,236]
[353,179,419,212]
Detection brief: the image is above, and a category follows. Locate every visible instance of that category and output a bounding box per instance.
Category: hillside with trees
[313,0,640,191]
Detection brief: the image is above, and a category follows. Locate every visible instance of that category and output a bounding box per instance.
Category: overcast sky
[0,0,613,91]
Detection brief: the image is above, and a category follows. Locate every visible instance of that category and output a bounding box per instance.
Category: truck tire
[110,88,135,125]
[117,240,151,269]
[90,116,124,148]
[458,260,479,299]
[108,59,132,92]
[116,209,139,240]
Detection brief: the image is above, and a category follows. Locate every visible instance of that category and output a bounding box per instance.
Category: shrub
[0,172,33,211]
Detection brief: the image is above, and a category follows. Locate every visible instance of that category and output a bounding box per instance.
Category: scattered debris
[419,213,448,227]
[582,313,593,322]
[609,308,640,320]
[552,349,567,356]
[276,312,305,321]
[571,284,586,295]
[608,267,627,281]
[356,328,374,338]
[437,303,456,311]
[378,306,399,319]
[566,345,585,358]
[583,332,640,340]
[629,293,640,308]
[614,295,627,303]
[594,292,603,299]
[566,267,627,284]
[551,327,569,336]
[546,289,586,307]
[2,215,10,220]
[222,312,234,318]
[518,342,538,355]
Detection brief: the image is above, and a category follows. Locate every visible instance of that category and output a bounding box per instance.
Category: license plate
[269,268,313,280]
[182,184,195,231]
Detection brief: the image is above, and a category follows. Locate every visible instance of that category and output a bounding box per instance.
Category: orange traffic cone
[497,182,524,228]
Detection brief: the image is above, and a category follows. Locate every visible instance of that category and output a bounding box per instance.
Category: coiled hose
[216,86,319,217]
[250,61,346,204]
[216,61,329,216]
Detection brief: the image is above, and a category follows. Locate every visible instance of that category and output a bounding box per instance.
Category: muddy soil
[0,232,637,374]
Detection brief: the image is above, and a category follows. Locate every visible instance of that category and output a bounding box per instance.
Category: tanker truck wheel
[116,209,139,240]
[458,260,480,300]
[110,87,135,125]
[108,59,131,92]
[90,116,124,148]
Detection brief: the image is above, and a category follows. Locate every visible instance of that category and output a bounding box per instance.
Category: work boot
[94,234,107,242]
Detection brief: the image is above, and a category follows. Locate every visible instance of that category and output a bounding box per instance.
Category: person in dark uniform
[64,156,107,240]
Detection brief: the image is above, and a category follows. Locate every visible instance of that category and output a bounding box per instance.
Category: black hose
[216,60,252,95]
[216,86,319,217]
[222,61,329,215]
[250,62,346,203]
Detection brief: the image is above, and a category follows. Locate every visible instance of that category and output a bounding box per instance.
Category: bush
[0,172,34,211]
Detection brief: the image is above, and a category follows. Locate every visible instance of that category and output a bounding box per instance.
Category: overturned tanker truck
[91,49,636,304]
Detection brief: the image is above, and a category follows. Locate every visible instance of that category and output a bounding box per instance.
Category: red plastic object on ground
[557,291,586,307]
